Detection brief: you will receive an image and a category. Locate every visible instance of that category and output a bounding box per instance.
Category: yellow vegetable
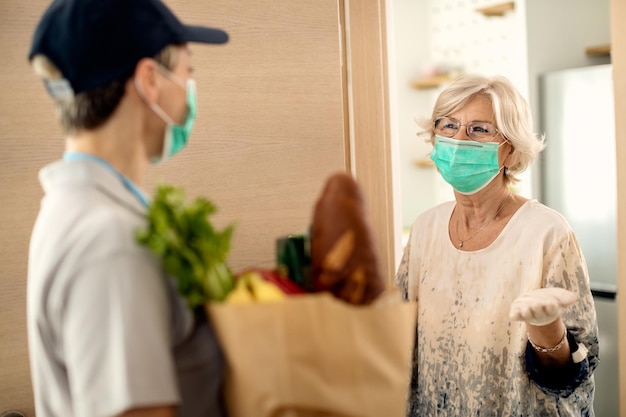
[225,279,256,304]
[247,272,286,302]
[225,271,286,304]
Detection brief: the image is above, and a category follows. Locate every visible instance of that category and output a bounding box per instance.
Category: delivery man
[26,0,229,416]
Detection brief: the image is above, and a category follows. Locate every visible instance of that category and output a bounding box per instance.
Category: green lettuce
[136,184,235,309]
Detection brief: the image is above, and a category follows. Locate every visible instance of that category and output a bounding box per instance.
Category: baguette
[310,172,385,305]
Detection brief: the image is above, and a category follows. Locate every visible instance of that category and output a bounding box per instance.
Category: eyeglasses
[434,116,500,142]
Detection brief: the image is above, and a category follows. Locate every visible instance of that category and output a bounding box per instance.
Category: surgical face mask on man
[135,65,197,164]
[430,135,507,195]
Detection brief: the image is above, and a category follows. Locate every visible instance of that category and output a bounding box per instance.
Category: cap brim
[183,25,229,44]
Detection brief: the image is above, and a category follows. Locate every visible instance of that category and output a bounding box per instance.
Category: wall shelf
[475,1,515,17]
[411,75,453,90]
[585,44,611,57]
[414,158,434,168]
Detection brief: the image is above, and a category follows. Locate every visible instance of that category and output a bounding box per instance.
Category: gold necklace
[456,194,511,248]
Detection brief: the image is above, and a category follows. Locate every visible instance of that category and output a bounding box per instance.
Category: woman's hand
[510,287,577,367]
[509,287,576,326]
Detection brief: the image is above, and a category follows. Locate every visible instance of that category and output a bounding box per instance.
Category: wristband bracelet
[528,328,567,353]
[567,330,589,363]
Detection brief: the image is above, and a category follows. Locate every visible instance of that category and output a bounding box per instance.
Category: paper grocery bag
[206,292,417,417]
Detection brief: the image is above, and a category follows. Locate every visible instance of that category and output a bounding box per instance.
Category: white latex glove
[509,287,577,326]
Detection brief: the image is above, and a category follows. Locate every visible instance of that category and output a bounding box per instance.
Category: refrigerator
[540,64,618,416]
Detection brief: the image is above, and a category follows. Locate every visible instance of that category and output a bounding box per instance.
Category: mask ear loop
[148,101,176,126]
[134,69,178,126]
[155,63,187,90]
[134,77,174,164]
[499,134,514,174]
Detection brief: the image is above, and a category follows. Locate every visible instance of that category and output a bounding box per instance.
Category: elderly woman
[396,74,598,416]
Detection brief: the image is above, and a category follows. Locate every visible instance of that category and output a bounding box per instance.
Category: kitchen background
[388,0,616,414]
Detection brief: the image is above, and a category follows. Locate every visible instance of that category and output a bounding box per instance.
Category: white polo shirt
[27,159,226,417]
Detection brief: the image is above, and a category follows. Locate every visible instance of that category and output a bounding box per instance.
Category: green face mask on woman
[430,135,505,194]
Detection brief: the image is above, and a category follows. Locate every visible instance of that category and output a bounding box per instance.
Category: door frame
[609,0,626,412]
[343,0,399,283]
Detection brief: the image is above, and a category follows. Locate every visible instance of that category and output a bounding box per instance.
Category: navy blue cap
[29,0,228,95]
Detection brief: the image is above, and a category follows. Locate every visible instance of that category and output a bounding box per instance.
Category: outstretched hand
[509,287,577,326]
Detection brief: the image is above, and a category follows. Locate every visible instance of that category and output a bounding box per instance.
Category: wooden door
[0,0,395,414]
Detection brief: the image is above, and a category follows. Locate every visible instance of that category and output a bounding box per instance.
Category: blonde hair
[31,44,182,134]
[32,55,64,80]
[417,74,545,185]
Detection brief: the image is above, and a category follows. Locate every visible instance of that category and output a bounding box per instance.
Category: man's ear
[133,58,161,104]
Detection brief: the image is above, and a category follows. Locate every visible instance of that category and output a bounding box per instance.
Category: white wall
[390,0,434,230]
